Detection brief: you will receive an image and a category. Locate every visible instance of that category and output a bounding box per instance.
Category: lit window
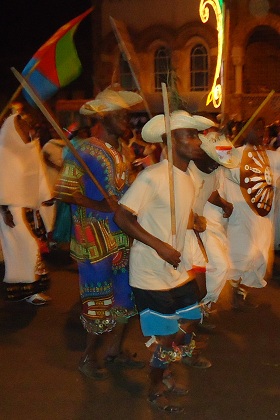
[154,47,171,92]
[190,44,208,91]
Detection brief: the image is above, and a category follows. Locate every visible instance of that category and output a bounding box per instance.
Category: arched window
[244,27,280,93]
[190,44,208,91]
[120,54,136,90]
[154,47,171,92]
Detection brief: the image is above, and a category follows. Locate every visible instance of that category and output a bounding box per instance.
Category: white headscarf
[0,114,51,208]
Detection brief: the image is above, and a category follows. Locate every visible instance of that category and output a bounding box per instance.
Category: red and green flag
[22,7,93,103]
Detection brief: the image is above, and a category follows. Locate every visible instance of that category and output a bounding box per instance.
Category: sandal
[148,392,184,413]
[25,293,51,306]
[197,319,216,331]
[162,373,189,396]
[79,359,110,380]
[182,354,212,369]
[105,352,145,369]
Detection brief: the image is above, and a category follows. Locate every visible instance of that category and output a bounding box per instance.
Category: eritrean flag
[22,7,93,104]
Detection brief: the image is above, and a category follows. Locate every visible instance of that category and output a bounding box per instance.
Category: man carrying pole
[54,86,147,379]
[12,68,147,378]
[114,109,214,412]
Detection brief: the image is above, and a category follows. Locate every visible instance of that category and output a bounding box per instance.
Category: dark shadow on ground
[64,301,86,352]
[0,301,38,336]
[43,247,76,269]
[0,262,38,334]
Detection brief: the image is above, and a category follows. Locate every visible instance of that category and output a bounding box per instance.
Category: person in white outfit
[0,105,54,305]
[222,118,280,309]
[114,111,216,413]
[187,127,239,323]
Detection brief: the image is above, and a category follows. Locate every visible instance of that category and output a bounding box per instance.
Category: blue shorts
[131,281,201,336]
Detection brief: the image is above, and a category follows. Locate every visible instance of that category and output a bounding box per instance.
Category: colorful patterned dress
[55,137,137,334]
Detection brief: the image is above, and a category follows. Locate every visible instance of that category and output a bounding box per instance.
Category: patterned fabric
[55,137,137,334]
[25,208,48,242]
[71,208,117,263]
[2,274,50,301]
[78,246,137,335]
[0,205,50,299]
[55,137,129,263]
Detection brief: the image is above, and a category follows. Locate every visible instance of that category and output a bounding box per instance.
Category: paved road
[1,249,280,420]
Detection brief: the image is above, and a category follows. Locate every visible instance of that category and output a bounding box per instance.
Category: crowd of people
[0,87,280,413]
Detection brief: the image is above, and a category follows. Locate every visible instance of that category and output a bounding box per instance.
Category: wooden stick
[161,82,176,248]
[0,62,39,125]
[0,85,24,124]
[110,16,152,119]
[11,67,112,206]
[232,90,275,146]
[220,6,230,126]
[193,229,208,263]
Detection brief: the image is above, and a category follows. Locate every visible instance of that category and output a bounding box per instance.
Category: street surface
[1,249,280,420]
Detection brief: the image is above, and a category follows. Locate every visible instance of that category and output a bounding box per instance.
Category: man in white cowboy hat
[114,110,217,412]
[55,86,145,380]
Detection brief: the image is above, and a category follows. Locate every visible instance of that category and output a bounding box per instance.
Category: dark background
[0,0,93,105]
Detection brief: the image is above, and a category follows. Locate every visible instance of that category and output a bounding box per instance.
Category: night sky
[0,0,93,102]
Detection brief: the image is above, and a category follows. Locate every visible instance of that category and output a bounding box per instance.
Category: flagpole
[110,16,152,119]
[221,5,230,126]
[11,67,113,207]
[0,62,39,125]
[0,86,23,124]
[232,90,275,146]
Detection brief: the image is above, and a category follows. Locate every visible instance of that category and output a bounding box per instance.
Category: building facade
[56,0,280,126]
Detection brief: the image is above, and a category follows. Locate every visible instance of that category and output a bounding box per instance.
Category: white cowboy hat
[141,110,214,143]
[193,115,219,128]
[80,87,143,116]
[198,131,240,168]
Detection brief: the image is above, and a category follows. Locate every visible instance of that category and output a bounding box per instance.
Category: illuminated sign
[199,0,224,108]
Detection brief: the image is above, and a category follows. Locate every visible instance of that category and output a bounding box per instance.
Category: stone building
[56,0,280,126]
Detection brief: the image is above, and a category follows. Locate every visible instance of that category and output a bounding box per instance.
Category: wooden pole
[110,16,152,119]
[11,67,112,206]
[0,63,39,125]
[0,85,24,124]
[232,90,275,146]
[161,83,208,263]
[161,82,176,248]
[220,6,230,126]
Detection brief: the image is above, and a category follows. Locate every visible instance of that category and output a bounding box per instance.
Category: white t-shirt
[119,159,195,290]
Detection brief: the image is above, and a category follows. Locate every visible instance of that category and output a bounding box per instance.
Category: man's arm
[208,190,233,218]
[0,206,15,228]
[55,190,117,213]
[54,159,118,213]
[42,150,62,172]
[114,204,181,268]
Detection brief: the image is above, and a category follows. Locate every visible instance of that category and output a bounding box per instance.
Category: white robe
[187,162,229,304]
[202,199,231,303]
[0,114,52,284]
[222,147,280,288]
